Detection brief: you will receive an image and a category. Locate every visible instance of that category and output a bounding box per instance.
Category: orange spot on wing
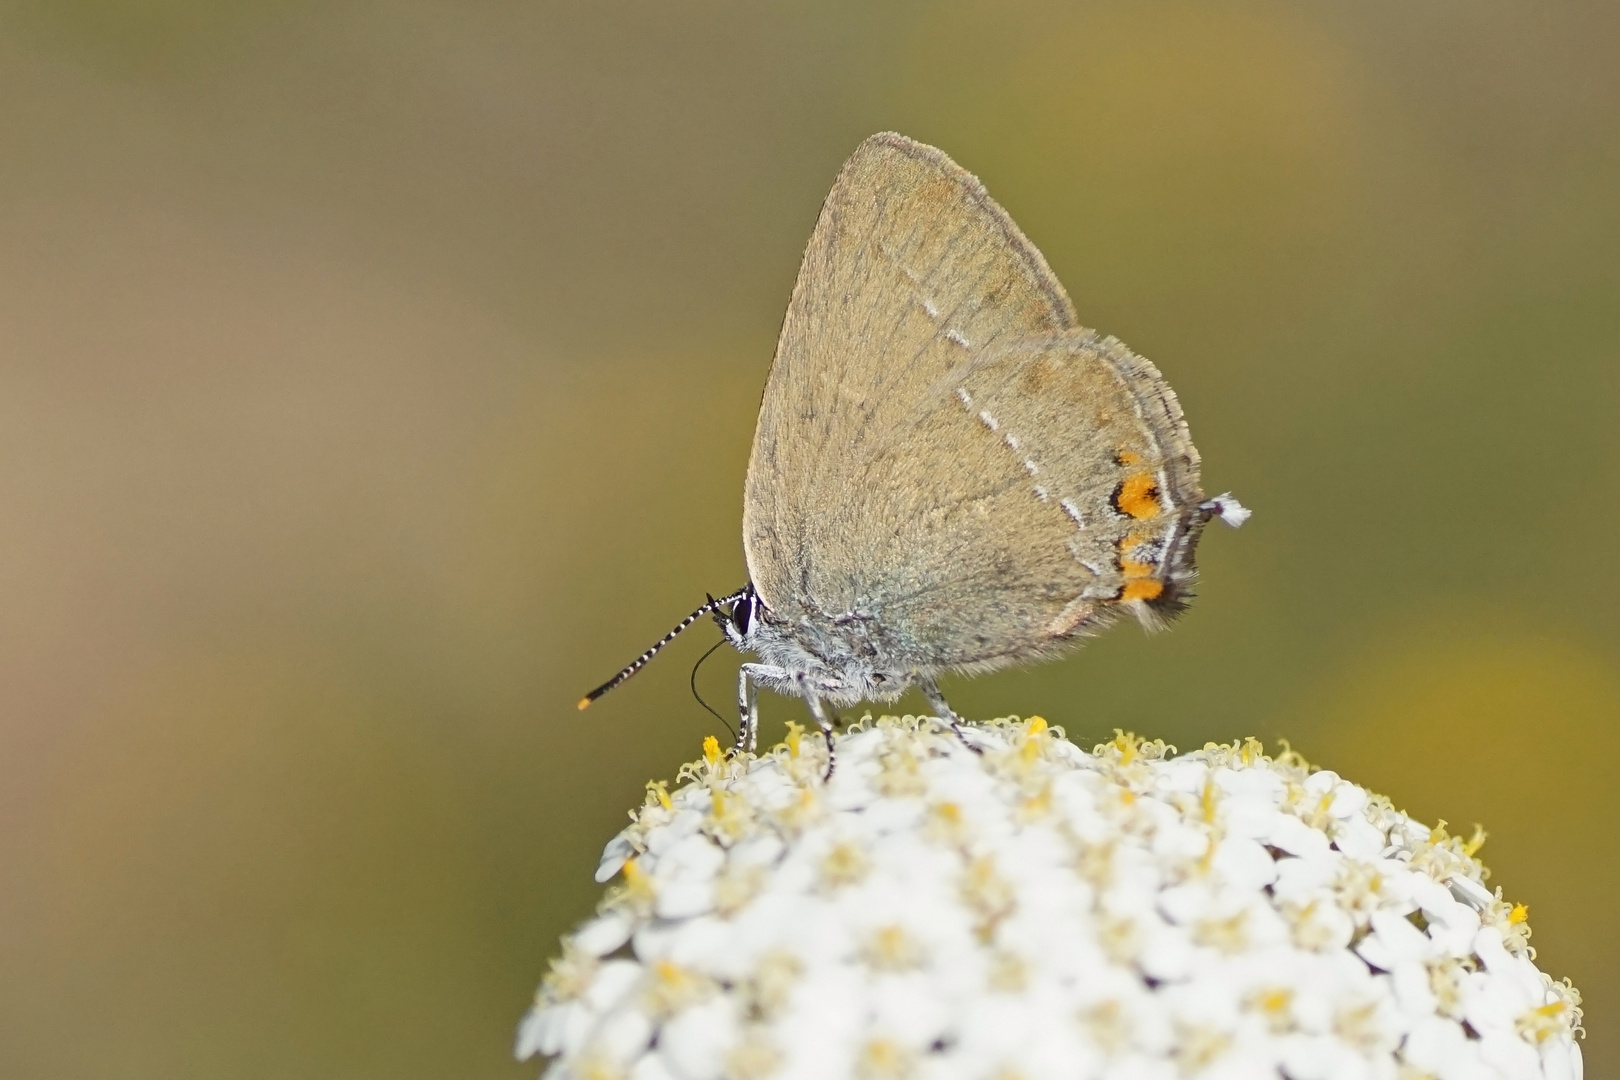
[1115,473,1161,519]
[1119,532,1158,577]
[1115,449,1142,466]
[1121,579,1165,602]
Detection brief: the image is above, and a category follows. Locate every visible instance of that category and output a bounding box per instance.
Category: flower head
[519,716,1583,1080]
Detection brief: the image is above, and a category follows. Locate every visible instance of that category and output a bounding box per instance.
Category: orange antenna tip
[577,696,593,711]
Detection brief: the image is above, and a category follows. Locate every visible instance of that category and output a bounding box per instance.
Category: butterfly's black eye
[730,594,754,636]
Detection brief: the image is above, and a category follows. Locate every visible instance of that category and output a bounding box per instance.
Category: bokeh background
[2,1,1616,1076]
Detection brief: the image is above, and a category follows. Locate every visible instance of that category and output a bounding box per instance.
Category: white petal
[1447,875,1494,912]
[1478,1032,1541,1078]
[1434,1040,1494,1080]
[1365,909,1435,967]
[645,810,704,856]
[658,833,726,880]
[1137,920,1196,982]
[629,1051,681,1080]
[1328,783,1368,819]
[584,960,644,1012]
[515,1005,565,1061]
[654,878,716,920]
[868,973,951,1048]
[1332,816,1387,860]
[1269,814,1333,858]
[597,835,636,883]
[1541,1037,1582,1080]
[658,997,737,1080]
[1102,1054,1177,1080]
[1211,836,1279,891]
[1390,960,1438,1017]
[574,912,635,957]
[1304,771,1342,797]
[1277,1033,1344,1080]
[593,1008,656,1063]
[1399,1015,1464,1074]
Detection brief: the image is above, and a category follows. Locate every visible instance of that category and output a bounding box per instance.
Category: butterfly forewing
[745,134,1074,606]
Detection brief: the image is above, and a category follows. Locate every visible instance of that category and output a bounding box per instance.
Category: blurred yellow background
[1,1,1615,1076]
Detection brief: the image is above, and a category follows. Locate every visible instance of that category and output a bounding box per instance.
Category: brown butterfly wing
[743,133,1207,672]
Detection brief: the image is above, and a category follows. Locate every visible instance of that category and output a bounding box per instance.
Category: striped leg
[734,665,763,753]
[806,696,837,781]
[919,676,982,754]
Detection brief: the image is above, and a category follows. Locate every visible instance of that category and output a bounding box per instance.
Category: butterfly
[580,133,1247,772]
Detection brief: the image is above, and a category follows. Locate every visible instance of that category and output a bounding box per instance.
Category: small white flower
[520,719,1584,1080]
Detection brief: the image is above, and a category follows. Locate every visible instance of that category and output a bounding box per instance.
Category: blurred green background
[1,1,1615,1076]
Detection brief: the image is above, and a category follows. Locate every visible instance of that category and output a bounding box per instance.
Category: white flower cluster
[518,717,1583,1080]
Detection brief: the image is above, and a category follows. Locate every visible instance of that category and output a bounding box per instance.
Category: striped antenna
[578,588,749,710]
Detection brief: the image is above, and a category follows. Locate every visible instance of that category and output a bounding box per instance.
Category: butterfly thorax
[720,588,918,707]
